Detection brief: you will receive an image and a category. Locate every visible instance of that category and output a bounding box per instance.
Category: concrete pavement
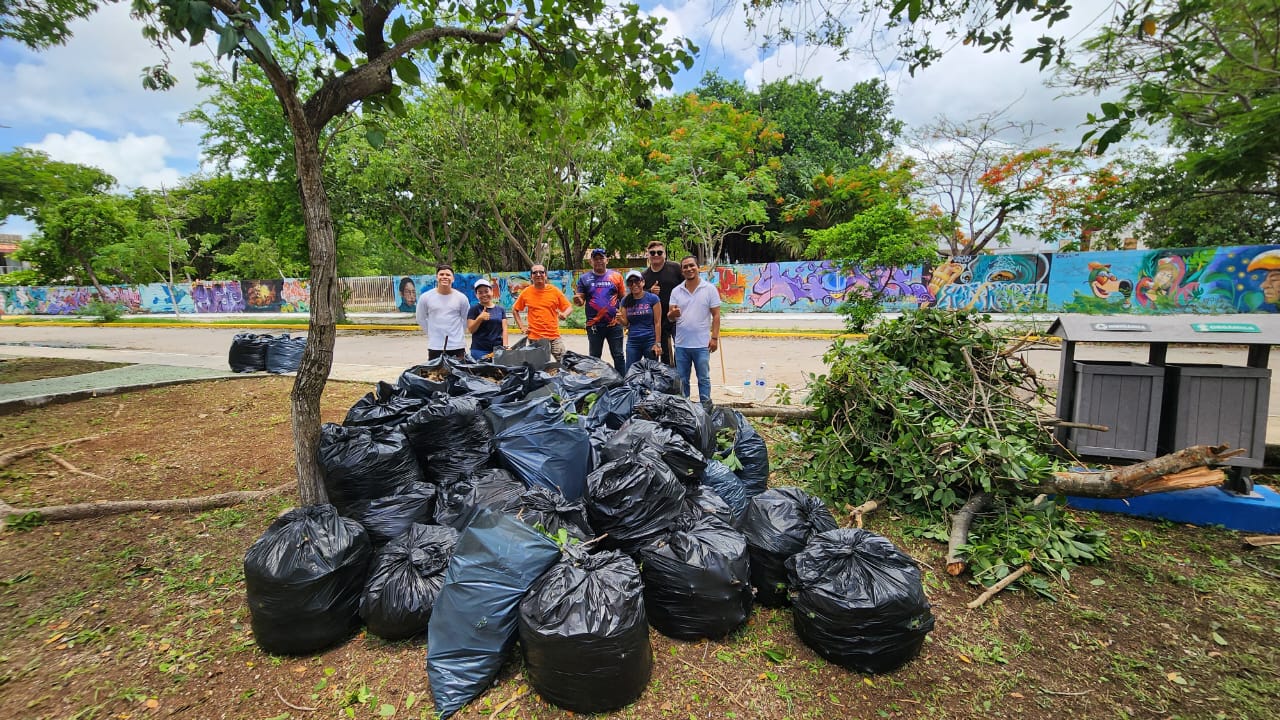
[2,321,1277,448]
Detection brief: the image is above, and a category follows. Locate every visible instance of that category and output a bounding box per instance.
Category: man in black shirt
[641,240,683,365]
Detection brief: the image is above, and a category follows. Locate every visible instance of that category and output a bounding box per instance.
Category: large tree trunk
[287,117,337,506]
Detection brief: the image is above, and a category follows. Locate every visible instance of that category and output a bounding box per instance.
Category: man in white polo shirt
[667,255,721,408]
[415,265,471,359]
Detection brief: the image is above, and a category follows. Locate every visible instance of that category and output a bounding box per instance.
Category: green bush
[84,300,126,323]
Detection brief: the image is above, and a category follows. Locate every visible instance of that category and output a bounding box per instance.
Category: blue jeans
[587,323,625,372]
[470,347,493,362]
[675,346,711,404]
[625,335,659,374]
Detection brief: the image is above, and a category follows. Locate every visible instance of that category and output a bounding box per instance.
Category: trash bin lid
[1047,315,1280,345]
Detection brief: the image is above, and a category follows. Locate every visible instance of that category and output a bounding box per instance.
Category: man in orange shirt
[512,263,573,362]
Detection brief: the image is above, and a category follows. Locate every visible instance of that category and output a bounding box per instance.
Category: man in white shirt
[415,265,471,359]
[667,255,721,408]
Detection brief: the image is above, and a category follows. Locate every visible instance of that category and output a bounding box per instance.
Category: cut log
[732,404,816,420]
[0,482,295,530]
[1045,444,1244,498]
[845,500,881,529]
[1243,535,1280,548]
[946,492,993,576]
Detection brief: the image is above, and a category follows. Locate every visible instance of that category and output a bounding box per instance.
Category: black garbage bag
[427,509,562,720]
[265,333,307,374]
[639,512,752,640]
[360,524,459,641]
[634,394,715,457]
[434,468,525,530]
[403,397,494,485]
[599,418,706,481]
[343,383,426,428]
[228,333,271,373]
[683,485,739,528]
[519,547,652,713]
[739,487,838,607]
[512,486,594,541]
[711,409,771,497]
[484,394,563,436]
[536,371,614,410]
[493,412,590,501]
[585,446,686,555]
[699,459,750,523]
[624,357,682,395]
[399,357,460,399]
[584,385,646,431]
[341,482,437,546]
[244,504,372,655]
[318,424,424,512]
[559,350,623,386]
[445,362,531,404]
[788,529,936,673]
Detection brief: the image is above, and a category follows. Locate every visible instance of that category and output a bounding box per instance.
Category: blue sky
[1,0,1119,239]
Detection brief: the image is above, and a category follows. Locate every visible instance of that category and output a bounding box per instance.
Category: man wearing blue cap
[573,248,626,371]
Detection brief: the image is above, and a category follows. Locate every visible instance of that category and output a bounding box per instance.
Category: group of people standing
[413,240,721,407]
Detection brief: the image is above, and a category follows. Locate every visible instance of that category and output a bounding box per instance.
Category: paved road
[2,323,1276,443]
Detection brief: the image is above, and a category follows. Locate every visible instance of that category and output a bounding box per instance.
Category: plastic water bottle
[754,362,767,401]
[741,368,754,397]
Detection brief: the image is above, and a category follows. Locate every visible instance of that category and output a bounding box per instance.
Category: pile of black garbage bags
[228,332,306,373]
[243,354,935,719]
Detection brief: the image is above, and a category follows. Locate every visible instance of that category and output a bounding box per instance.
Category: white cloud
[0,2,214,175]
[27,131,181,190]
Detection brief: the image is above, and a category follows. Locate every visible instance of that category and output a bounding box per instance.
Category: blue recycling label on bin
[1190,322,1260,333]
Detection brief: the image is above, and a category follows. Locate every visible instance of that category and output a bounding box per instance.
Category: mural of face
[1261,270,1280,305]
[1247,250,1280,305]
[1150,257,1179,296]
[1087,262,1121,299]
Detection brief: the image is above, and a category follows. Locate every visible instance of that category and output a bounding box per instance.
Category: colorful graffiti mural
[3,246,1279,317]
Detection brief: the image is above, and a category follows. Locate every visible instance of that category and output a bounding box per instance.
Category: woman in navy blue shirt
[466,278,508,361]
[618,270,662,372]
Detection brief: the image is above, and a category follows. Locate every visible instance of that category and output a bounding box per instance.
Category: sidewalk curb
[0,374,249,414]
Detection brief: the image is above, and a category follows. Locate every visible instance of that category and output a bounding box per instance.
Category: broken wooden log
[947,492,993,576]
[1045,444,1245,498]
[845,500,881,529]
[0,482,295,530]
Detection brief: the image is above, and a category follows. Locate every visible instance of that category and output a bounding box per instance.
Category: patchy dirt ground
[0,377,1278,720]
[0,358,128,384]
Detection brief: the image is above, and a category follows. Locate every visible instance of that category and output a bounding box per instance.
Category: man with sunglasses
[641,240,682,365]
[512,264,573,362]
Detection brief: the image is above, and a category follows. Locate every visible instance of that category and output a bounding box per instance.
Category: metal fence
[340,275,396,312]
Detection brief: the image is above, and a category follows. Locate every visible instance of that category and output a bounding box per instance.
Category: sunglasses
[648,250,665,256]
[531,270,547,275]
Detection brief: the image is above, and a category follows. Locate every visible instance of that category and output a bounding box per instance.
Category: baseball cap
[625,270,644,281]
[590,248,607,257]
[473,278,493,289]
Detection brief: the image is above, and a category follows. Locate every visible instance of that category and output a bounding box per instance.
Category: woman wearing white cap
[466,278,508,361]
[618,269,663,373]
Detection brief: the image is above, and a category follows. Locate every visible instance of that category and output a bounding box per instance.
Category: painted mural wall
[3,246,1278,316]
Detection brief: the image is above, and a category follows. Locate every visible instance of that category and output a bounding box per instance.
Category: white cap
[625,270,644,281]
[473,278,493,289]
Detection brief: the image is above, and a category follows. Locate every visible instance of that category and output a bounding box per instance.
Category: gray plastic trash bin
[1068,361,1164,461]
[1160,364,1272,469]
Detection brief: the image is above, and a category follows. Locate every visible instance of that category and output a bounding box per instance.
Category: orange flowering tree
[910,113,1133,255]
[610,93,782,266]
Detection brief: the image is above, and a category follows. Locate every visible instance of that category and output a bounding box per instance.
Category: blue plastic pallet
[1066,484,1280,534]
